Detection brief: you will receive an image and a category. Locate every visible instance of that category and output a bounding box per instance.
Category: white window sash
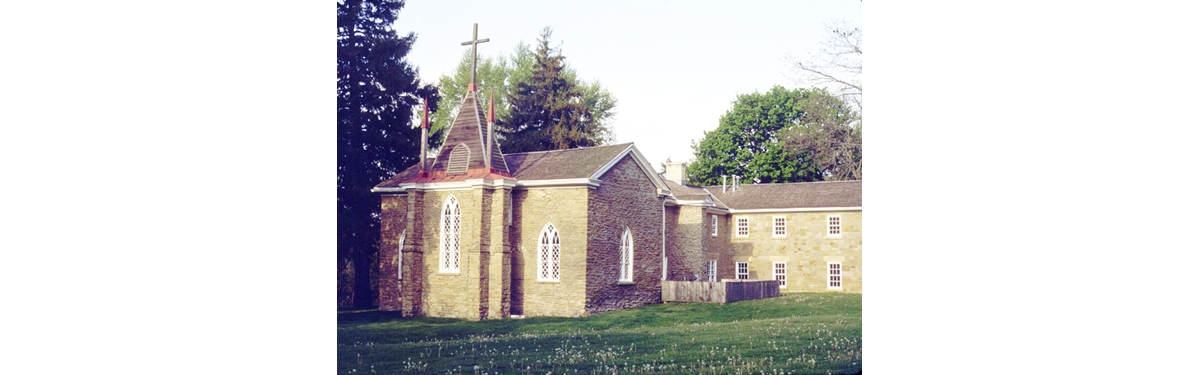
[619,228,633,282]
[736,217,749,237]
[537,223,560,281]
[440,196,461,273]
[827,262,842,289]
[398,229,406,280]
[827,215,842,237]
[773,261,786,288]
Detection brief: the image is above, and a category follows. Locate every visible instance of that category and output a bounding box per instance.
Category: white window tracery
[439,196,461,273]
[619,227,634,282]
[537,223,560,281]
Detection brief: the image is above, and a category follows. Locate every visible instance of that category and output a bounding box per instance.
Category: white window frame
[398,229,406,281]
[537,223,561,281]
[711,214,718,237]
[772,216,787,238]
[736,217,749,238]
[827,261,843,290]
[773,261,787,288]
[707,260,717,282]
[827,215,842,238]
[439,195,461,273]
[619,227,634,283]
[736,261,749,280]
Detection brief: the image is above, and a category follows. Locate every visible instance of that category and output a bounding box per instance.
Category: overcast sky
[395,0,862,169]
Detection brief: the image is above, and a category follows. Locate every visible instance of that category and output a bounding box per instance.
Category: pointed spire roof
[427,90,509,177]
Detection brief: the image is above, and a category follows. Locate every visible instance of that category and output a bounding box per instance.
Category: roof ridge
[503,142,633,157]
[704,179,861,189]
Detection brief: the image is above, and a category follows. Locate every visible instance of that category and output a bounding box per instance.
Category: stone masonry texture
[511,187,590,317]
[728,211,861,293]
[585,155,665,315]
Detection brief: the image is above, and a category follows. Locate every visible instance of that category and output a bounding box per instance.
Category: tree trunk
[351,250,377,310]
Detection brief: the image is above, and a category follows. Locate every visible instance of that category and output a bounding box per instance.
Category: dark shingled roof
[374,143,635,189]
[663,180,712,201]
[705,180,861,210]
[429,90,508,175]
[503,143,632,180]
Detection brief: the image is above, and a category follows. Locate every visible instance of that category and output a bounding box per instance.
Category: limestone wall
[669,205,709,282]
[511,187,589,317]
[585,155,665,315]
[728,211,862,293]
[419,189,485,319]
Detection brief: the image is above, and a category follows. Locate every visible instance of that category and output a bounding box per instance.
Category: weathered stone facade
[377,194,408,311]
[585,155,665,315]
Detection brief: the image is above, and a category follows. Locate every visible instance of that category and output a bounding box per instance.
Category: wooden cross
[461,23,490,91]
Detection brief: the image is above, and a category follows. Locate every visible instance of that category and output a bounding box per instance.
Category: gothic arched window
[439,196,461,273]
[619,227,633,283]
[537,223,560,281]
[398,229,406,280]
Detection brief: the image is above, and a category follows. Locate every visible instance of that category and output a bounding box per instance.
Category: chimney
[419,98,429,177]
[732,175,739,192]
[663,159,688,186]
[722,175,727,193]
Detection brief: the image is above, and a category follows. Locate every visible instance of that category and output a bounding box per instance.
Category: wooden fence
[661,280,780,304]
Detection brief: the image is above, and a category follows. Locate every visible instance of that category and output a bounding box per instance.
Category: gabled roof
[663,180,712,202]
[374,143,671,193]
[428,90,508,175]
[705,180,861,210]
[504,143,629,180]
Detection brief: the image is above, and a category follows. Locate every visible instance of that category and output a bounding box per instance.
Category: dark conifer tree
[337,0,439,309]
[500,28,598,153]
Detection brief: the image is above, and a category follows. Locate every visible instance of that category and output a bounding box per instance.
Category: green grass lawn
[338,292,861,374]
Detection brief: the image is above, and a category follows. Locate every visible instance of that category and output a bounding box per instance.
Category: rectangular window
[708,260,717,282]
[773,262,787,288]
[773,216,787,237]
[828,262,842,289]
[827,215,842,237]
[736,217,749,237]
[736,262,749,280]
[711,214,718,237]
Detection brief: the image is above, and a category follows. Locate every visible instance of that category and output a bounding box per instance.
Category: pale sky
[395,0,862,169]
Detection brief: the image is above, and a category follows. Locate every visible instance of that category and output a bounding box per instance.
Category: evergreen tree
[337,0,439,309]
[500,28,605,153]
[686,86,825,186]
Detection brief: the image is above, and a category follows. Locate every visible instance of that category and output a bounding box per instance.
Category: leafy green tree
[686,86,825,186]
[499,28,613,153]
[337,0,439,309]
[780,90,861,180]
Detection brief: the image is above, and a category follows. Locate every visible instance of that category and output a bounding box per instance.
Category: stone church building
[371,84,861,320]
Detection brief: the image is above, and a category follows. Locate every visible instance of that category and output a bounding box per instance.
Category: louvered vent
[447,144,470,175]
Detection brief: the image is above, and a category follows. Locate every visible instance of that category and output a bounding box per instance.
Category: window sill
[535,280,561,284]
[437,271,461,276]
[617,281,635,285]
